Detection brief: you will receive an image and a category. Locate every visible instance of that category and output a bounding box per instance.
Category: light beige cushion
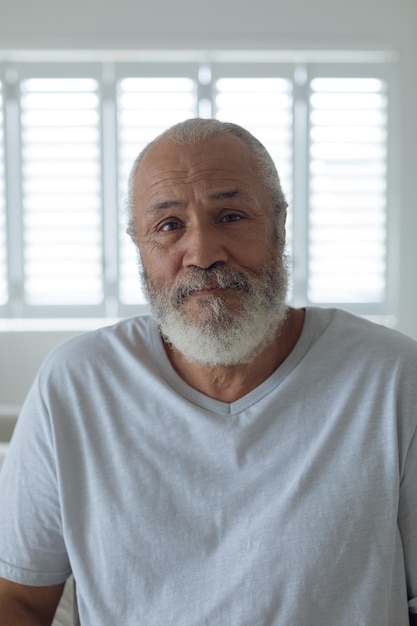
[52,576,77,626]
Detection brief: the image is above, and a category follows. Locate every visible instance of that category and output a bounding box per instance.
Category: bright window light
[20,78,102,305]
[308,77,387,303]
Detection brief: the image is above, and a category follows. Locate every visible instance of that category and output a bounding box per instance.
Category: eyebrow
[147,199,183,215]
[207,189,247,201]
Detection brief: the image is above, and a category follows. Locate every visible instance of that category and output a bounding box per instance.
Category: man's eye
[221,214,242,223]
[159,221,181,232]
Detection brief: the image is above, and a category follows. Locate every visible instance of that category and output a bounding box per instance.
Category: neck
[163,307,305,403]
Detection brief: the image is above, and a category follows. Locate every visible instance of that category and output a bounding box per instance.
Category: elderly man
[0,118,416,625]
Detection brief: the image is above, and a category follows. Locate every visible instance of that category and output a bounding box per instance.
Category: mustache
[172,266,253,305]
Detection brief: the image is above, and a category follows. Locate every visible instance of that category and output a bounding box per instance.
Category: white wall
[0,0,416,413]
[0,0,414,50]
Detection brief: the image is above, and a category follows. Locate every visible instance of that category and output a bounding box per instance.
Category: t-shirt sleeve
[401,425,417,613]
[397,358,417,613]
[0,372,71,586]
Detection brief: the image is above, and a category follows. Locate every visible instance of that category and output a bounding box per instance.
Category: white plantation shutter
[117,77,198,304]
[0,58,395,319]
[214,77,293,214]
[0,83,7,305]
[308,77,387,303]
[20,78,102,305]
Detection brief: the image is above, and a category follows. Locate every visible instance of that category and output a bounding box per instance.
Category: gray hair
[126,118,288,244]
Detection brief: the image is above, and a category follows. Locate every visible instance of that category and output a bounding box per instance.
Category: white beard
[156,294,287,367]
[140,250,289,367]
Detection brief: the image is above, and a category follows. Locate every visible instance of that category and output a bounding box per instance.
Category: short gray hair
[126,118,288,244]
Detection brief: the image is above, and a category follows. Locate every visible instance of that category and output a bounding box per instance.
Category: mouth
[189,285,227,297]
[173,273,248,306]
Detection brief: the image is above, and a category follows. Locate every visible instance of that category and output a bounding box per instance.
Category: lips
[173,269,250,305]
[189,285,225,296]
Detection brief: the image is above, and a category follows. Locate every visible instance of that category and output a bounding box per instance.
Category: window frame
[0,54,398,322]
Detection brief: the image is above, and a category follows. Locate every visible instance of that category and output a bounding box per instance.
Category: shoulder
[38,315,158,380]
[309,307,417,363]
[306,308,417,447]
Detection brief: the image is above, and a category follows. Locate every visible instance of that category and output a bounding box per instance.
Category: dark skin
[0,577,65,624]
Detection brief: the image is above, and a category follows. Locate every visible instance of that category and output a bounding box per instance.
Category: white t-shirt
[0,307,416,625]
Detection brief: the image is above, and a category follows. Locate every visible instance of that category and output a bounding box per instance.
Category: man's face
[132,133,288,366]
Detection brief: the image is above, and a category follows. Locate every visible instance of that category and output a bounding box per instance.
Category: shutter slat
[20,78,103,305]
[308,77,387,303]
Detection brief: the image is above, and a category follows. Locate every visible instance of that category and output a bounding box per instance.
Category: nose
[182,223,229,270]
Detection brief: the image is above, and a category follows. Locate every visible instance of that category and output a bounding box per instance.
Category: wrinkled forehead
[133,133,262,199]
[136,135,256,183]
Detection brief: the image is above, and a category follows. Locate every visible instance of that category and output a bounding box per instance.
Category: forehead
[133,134,267,207]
